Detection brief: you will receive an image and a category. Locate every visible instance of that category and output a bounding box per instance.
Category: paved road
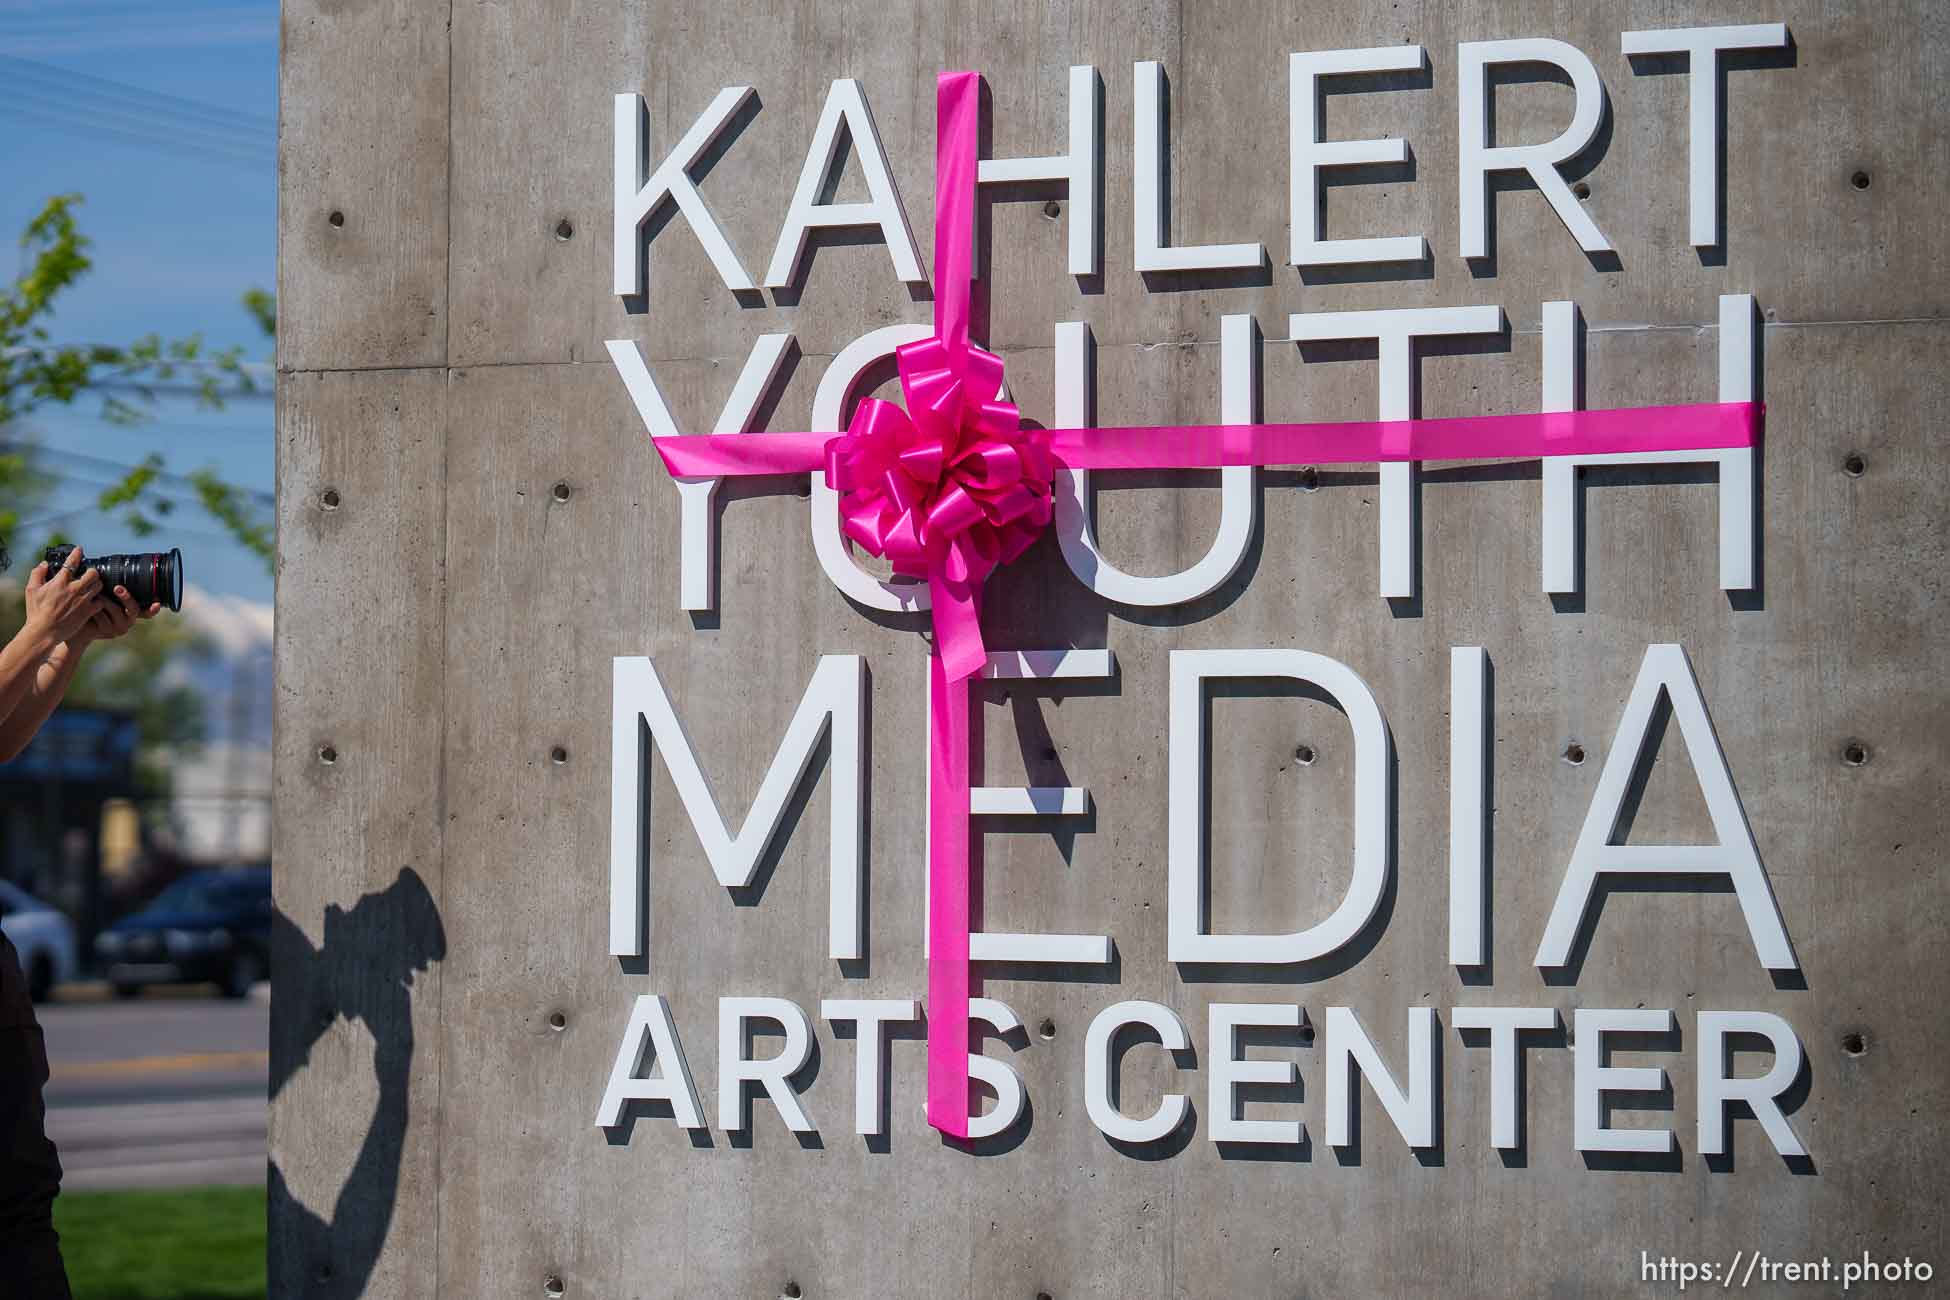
[38,986,268,1190]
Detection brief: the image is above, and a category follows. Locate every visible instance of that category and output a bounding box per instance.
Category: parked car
[95,865,273,999]
[0,880,79,1003]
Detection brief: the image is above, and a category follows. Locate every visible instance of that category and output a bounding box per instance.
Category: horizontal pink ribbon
[641,69,1760,1143]
[653,401,1760,478]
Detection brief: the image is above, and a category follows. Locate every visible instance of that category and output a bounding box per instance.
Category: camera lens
[165,548,183,612]
[43,545,186,613]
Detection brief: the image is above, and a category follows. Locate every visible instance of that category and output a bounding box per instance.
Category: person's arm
[0,623,64,747]
[0,639,86,765]
[0,562,158,763]
[0,550,102,739]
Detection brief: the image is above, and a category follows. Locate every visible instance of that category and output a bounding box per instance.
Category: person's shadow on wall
[266,867,445,1298]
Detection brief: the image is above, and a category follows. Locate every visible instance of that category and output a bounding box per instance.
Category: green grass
[54,1185,266,1300]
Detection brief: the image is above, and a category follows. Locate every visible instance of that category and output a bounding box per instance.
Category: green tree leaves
[1,193,273,568]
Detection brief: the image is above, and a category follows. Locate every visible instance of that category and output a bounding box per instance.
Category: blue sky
[0,1,278,603]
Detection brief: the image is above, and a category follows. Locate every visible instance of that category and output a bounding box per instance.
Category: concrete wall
[274,2,1949,1295]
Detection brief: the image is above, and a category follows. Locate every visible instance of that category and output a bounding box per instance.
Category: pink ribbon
[646,70,1760,1141]
[654,402,1760,478]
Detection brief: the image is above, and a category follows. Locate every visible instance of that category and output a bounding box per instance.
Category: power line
[9,504,266,551]
[16,466,171,498]
[118,522,265,548]
[83,380,273,401]
[6,348,276,385]
[0,54,275,170]
[10,504,95,533]
[31,464,274,506]
[0,85,273,160]
[139,420,275,441]
[0,52,276,131]
[0,54,276,136]
[0,12,276,59]
[0,0,271,23]
[2,351,276,403]
[1,444,274,504]
[59,452,271,502]
[0,90,273,160]
[0,100,272,170]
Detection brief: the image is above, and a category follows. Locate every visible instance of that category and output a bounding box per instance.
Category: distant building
[166,739,273,863]
[0,706,137,948]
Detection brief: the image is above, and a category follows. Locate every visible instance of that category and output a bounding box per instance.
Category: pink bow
[825,338,1053,681]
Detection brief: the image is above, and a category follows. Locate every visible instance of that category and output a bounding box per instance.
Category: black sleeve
[0,931,71,1299]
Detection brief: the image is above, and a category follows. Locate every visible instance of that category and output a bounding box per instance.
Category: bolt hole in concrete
[1297,1023,1315,1045]
[555,218,575,241]
[1851,169,1872,190]
[327,209,345,228]
[1842,1031,1869,1057]
[1037,1293,1054,1300]
[1293,743,1316,766]
[1842,740,1870,767]
[1562,742,1586,766]
[549,1011,568,1031]
[1843,451,1867,477]
[551,481,572,502]
[782,1284,802,1299]
[1297,465,1320,491]
[1042,199,1061,219]
[1038,1017,1057,1040]
[320,488,341,510]
[1572,180,1591,200]
[550,745,569,765]
[544,1277,565,1298]
[318,745,338,765]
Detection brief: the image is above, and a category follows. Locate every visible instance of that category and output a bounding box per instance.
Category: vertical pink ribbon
[931,71,979,371]
[924,70,980,1138]
[925,632,973,1137]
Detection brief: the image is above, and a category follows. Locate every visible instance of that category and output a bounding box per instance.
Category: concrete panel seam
[433,4,456,1285]
[279,364,457,378]
[284,315,1948,377]
[429,354,452,1295]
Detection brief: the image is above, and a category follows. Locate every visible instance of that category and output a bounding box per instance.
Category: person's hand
[77,584,162,646]
[22,547,104,646]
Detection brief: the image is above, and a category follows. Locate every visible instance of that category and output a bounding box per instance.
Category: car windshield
[146,872,267,917]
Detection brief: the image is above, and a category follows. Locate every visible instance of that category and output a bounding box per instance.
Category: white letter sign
[766,79,925,288]
[1458,39,1612,259]
[1169,649,1392,965]
[610,655,865,962]
[613,87,758,298]
[1535,643,1795,972]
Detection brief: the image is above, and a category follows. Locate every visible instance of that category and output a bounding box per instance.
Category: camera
[44,545,185,613]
